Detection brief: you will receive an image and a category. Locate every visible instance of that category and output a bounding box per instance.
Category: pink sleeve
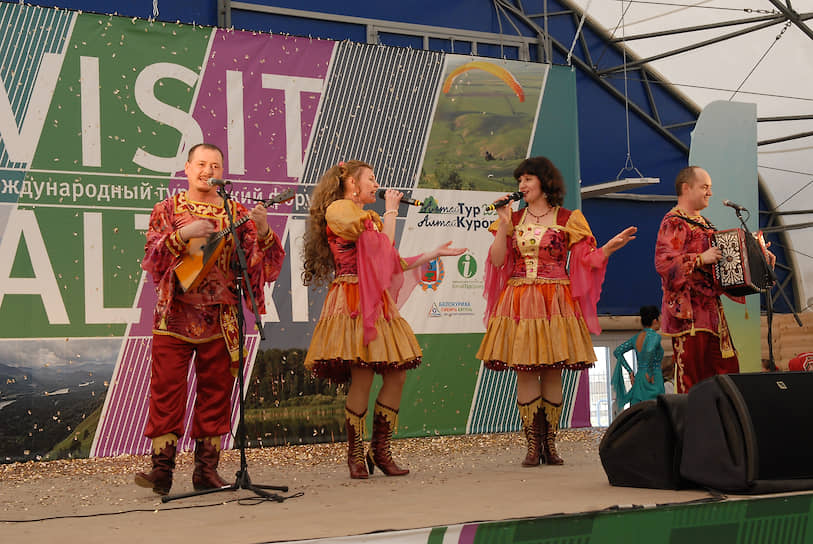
[569,238,608,335]
[392,255,422,309]
[356,222,403,345]
[483,235,514,326]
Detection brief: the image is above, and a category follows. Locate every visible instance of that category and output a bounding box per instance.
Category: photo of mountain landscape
[0,339,118,461]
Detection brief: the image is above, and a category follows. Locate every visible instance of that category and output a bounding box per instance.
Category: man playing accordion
[654,166,776,393]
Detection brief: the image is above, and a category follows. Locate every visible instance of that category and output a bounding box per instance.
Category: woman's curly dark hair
[513,156,565,207]
[301,160,372,287]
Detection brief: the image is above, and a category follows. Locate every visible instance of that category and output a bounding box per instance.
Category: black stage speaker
[599,394,693,490]
[680,372,813,493]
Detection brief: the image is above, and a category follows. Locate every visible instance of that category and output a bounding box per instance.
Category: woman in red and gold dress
[302,160,465,479]
[476,156,636,467]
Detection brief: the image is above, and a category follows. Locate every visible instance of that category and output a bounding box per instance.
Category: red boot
[345,407,369,479]
[541,399,564,465]
[518,397,543,467]
[366,401,409,476]
[192,437,230,490]
[134,434,176,495]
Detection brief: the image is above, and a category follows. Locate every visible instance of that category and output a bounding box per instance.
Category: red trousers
[672,331,739,394]
[145,334,234,439]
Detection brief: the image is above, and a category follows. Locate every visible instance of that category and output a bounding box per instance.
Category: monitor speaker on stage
[680,372,813,493]
[599,394,694,490]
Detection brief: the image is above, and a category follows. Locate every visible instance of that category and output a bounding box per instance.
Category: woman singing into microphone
[476,156,636,467]
[302,160,465,479]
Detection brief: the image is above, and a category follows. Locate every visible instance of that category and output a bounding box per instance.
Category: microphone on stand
[484,191,523,211]
[377,189,423,206]
[207,178,231,187]
[722,199,747,212]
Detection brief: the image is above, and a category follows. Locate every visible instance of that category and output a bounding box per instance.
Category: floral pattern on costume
[476,207,608,372]
[142,191,284,361]
[654,206,742,340]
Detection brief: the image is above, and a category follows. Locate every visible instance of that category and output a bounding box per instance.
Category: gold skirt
[476,278,596,371]
[305,276,422,382]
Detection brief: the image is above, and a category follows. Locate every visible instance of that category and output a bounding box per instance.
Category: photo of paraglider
[419,56,548,192]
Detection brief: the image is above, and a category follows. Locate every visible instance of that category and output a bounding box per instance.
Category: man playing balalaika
[135,143,285,495]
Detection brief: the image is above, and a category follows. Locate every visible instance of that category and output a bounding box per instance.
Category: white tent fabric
[570,0,813,311]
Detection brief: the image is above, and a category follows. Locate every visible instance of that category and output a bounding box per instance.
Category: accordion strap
[666,213,717,232]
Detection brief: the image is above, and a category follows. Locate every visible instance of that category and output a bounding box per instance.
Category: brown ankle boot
[541,399,564,465]
[192,437,230,490]
[518,397,543,467]
[345,407,369,479]
[366,401,409,476]
[135,434,177,495]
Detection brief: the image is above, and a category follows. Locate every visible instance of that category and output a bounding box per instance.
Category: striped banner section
[225,334,260,450]
[466,363,582,433]
[560,368,579,427]
[90,334,259,456]
[300,41,444,188]
[0,3,74,169]
[466,364,519,433]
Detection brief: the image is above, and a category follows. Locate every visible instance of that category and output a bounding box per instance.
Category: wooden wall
[600,312,813,374]
[761,312,813,369]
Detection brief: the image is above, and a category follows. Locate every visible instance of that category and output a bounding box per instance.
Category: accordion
[710,228,772,296]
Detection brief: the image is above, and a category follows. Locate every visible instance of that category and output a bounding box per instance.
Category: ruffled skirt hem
[482,359,593,372]
[475,279,597,370]
[304,279,422,383]
[308,357,422,384]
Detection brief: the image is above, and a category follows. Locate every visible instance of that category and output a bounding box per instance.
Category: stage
[2,429,810,543]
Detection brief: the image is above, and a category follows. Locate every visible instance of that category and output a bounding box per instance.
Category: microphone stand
[732,208,802,373]
[163,185,288,503]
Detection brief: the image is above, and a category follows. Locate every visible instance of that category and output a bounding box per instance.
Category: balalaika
[710,228,773,296]
[174,188,295,292]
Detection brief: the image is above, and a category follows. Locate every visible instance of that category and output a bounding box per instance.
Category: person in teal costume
[612,305,665,412]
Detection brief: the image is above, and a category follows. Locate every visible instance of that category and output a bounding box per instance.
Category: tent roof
[566,0,813,310]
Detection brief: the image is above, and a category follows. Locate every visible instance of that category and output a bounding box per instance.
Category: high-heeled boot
[518,396,544,467]
[541,399,564,465]
[134,433,177,495]
[345,407,369,479]
[366,401,409,476]
[192,436,230,490]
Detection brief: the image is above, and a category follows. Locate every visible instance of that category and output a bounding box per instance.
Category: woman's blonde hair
[301,160,372,286]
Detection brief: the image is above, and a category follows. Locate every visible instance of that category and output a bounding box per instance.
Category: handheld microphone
[377,189,423,207]
[485,191,523,211]
[722,199,747,212]
[207,178,231,187]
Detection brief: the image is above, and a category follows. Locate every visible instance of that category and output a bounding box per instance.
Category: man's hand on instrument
[179,219,216,242]
[250,202,270,237]
[764,242,777,269]
[699,246,722,265]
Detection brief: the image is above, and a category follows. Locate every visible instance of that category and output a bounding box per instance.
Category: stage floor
[1,429,721,543]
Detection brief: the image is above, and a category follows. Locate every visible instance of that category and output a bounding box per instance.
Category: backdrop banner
[0,3,585,459]
[688,101,760,373]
